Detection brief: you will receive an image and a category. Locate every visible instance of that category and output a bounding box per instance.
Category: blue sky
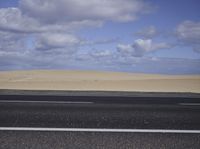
[0,0,200,74]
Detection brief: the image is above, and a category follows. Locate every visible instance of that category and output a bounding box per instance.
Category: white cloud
[0,1,152,47]
[35,33,81,51]
[176,21,200,52]
[0,7,41,33]
[0,6,105,65]
[19,0,150,23]
[0,31,26,52]
[117,39,171,57]
[83,38,119,46]
[0,7,103,34]
[90,49,112,58]
[136,26,158,38]
[117,44,133,54]
[176,21,200,43]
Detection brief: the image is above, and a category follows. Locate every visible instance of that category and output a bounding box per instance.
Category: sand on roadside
[0,70,200,93]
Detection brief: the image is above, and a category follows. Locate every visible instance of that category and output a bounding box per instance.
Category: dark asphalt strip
[1,94,200,104]
[0,131,200,149]
[0,101,200,129]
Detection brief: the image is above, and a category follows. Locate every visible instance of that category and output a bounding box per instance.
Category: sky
[0,0,200,74]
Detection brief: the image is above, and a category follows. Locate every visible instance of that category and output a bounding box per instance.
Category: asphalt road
[0,93,200,148]
[0,131,200,149]
[0,98,200,129]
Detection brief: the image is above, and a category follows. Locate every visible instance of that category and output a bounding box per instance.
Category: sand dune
[0,70,200,93]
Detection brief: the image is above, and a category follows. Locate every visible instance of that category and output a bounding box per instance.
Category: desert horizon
[0,70,200,93]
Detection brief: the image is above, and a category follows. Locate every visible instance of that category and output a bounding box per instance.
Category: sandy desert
[0,70,200,93]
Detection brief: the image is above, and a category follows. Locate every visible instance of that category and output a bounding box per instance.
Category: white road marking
[179,103,200,106]
[0,100,93,104]
[0,127,200,134]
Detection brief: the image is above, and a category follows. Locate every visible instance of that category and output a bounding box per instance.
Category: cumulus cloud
[82,37,119,46]
[176,21,200,52]
[117,44,133,54]
[35,33,81,51]
[136,26,158,38]
[19,0,150,23]
[117,39,171,57]
[90,49,112,58]
[0,31,27,52]
[0,3,107,68]
[0,7,103,34]
[0,7,41,33]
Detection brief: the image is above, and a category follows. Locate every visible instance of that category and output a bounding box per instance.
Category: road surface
[0,91,200,148]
